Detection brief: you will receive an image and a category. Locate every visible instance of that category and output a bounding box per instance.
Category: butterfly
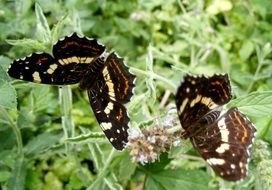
[7,33,136,150]
[175,74,256,181]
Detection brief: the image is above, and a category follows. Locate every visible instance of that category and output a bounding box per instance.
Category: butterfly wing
[192,107,256,181]
[53,33,105,60]
[87,52,135,150]
[7,33,105,85]
[175,74,232,131]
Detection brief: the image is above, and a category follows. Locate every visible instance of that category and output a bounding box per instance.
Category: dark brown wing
[103,52,135,103]
[88,88,129,150]
[175,74,232,130]
[7,33,105,85]
[87,52,135,150]
[53,33,105,59]
[192,108,256,181]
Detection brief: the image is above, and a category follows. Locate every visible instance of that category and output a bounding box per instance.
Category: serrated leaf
[28,85,56,113]
[24,132,62,156]
[6,38,47,51]
[51,15,68,43]
[0,60,11,81]
[7,157,26,190]
[227,91,272,117]
[0,107,14,127]
[0,79,17,109]
[145,169,213,190]
[35,3,51,43]
[63,132,105,143]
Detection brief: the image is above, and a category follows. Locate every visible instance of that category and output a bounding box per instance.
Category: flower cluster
[126,112,181,164]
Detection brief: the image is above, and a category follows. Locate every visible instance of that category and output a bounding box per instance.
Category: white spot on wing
[179,98,189,114]
[190,95,201,107]
[104,102,114,114]
[32,71,41,82]
[100,122,112,130]
[218,117,229,142]
[47,63,58,74]
[215,143,230,153]
[59,59,65,65]
[85,57,93,63]
[206,158,226,165]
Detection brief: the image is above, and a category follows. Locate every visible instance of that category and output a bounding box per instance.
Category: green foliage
[145,169,213,190]
[227,91,272,117]
[1,0,272,190]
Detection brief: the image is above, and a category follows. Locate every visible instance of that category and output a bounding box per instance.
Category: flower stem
[59,85,75,152]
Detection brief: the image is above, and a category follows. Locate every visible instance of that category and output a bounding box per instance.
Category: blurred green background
[0,0,272,189]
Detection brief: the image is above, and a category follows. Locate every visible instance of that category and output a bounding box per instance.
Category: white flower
[128,128,143,138]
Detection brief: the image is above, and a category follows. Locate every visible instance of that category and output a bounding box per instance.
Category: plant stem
[59,85,75,152]
[0,108,24,157]
[87,148,116,190]
[247,46,264,93]
[130,67,176,92]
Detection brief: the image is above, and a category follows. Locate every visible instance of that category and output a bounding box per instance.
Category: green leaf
[145,45,157,104]
[118,153,137,181]
[15,0,32,16]
[24,132,62,156]
[0,79,17,109]
[7,157,27,190]
[0,127,16,152]
[6,38,47,52]
[145,169,213,190]
[42,171,62,190]
[0,60,11,81]
[35,3,51,43]
[25,169,43,190]
[63,132,106,143]
[28,85,56,113]
[138,0,164,10]
[0,171,10,182]
[0,106,14,126]
[145,176,163,190]
[227,91,272,117]
[144,153,171,172]
[51,15,68,43]
[239,41,254,61]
